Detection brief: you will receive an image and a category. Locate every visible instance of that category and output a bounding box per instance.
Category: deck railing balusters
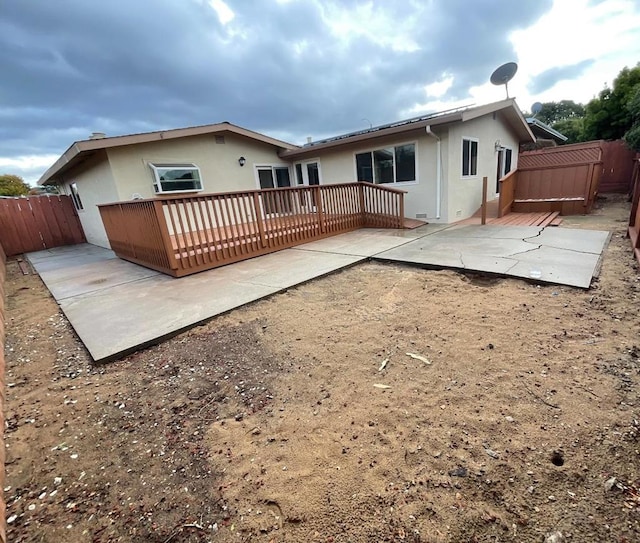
[99,182,407,277]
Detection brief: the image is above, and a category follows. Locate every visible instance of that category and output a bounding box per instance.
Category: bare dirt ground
[4,193,640,543]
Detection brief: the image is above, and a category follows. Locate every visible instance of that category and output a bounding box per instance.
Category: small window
[69,182,83,210]
[355,143,416,184]
[257,166,291,189]
[462,139,478,177]
[150,163,203,194]
[504,148,513,174]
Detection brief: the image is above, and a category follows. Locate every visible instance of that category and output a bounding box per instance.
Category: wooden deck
[99,182,412,277]
[460,198,563,227]
[169,213,428,258]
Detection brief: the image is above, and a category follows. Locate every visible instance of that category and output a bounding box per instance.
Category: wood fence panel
[629,159,640,264]
[600,140,636,193]
[0,241,7,543]
[0,196,86,256]
[508,142,605,216]
[30,196,63,248]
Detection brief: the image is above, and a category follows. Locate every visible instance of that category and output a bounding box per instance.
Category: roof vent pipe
[306,136,312,144]
[90,132,106,140]
[425,125,442,220]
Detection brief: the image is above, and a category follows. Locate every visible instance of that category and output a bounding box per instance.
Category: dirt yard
[4,194,640,543]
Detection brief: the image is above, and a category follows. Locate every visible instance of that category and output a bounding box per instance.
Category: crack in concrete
[522,227,545,241]
[507,244,543,257]
[504,259,520,274]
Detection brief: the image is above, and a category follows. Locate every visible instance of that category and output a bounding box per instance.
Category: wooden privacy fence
[99,182,406,277]
[498,141,603,217]
[629,158,640,265]
[0,242,7,543]
[0,195,86,256]
[600,140,637,193]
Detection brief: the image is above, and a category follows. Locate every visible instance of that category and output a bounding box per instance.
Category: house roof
[280,98,535,159]
[38,122,299,185]
[525,117,568,143]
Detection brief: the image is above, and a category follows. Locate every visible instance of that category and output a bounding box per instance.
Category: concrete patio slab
[293,225,450,257]
[27,223,609,363]
[26,243,115,265]
[28,244,363,362]
[374,225,609,289]
[37,255,161,300]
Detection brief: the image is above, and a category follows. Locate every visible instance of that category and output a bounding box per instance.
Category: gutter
[425,125,442,220]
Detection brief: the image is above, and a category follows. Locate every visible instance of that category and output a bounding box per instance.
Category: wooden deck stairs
[460,198,563,227]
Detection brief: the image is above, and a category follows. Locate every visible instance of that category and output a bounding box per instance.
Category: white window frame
[68,182,84,211]
[500,146,513,177]
[353,141,418,185]
[149,163,203,194]
[461,138,479,177]
[293,159,322,186]
[254,164,293,189]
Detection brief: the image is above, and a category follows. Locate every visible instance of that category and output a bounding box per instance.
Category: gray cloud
[1,0,552,181]
[528,59,596,95]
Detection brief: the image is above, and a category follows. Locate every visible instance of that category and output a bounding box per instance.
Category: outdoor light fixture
[494,140,502,152]
[238,156,246,167]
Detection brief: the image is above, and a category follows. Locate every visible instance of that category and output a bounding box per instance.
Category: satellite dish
[531,102,543,116]
[490,62,518,99]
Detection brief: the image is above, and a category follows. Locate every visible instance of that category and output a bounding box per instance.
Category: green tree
[0,174,31,196]
[534,100,585,126]
[552,117,585,144]
[623,85,640,151]
[583,64,640,141]
[525,100,586,143]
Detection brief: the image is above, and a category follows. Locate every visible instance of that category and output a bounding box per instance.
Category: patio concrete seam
[54,274,166,302]
[290,247,366,257]
[370,235,439,257]
[539,244,606,256]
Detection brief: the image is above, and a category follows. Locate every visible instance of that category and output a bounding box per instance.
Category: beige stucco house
[39,98,534,248]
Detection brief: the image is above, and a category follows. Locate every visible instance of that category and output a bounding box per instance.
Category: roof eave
[463,98,535,142]
[280,112,464,159]
[38,122,299,185]
[526,118,568,142]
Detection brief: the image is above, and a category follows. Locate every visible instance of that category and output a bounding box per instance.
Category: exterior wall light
[238,156,246,167]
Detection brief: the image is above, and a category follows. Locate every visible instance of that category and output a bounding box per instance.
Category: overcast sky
[1,0,639,184]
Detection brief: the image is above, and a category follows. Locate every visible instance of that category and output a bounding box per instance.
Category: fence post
[252,192,268,248]
[481,176,488,225]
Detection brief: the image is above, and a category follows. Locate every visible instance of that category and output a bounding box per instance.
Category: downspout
[425,126,442,219]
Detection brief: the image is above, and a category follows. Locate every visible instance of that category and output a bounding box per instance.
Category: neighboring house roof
[281,98,535,159]
[526,117,568,143]
[39,122,299,185]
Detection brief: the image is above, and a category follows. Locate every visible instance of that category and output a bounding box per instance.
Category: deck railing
[498,170,517,218]
[98,182,406,277]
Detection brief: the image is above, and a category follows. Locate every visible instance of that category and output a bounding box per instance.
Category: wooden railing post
[315,186,325,233]
[398,191,405,229]
[252,192,268,248]
[152,200,179,270]
[358,182,366,226]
